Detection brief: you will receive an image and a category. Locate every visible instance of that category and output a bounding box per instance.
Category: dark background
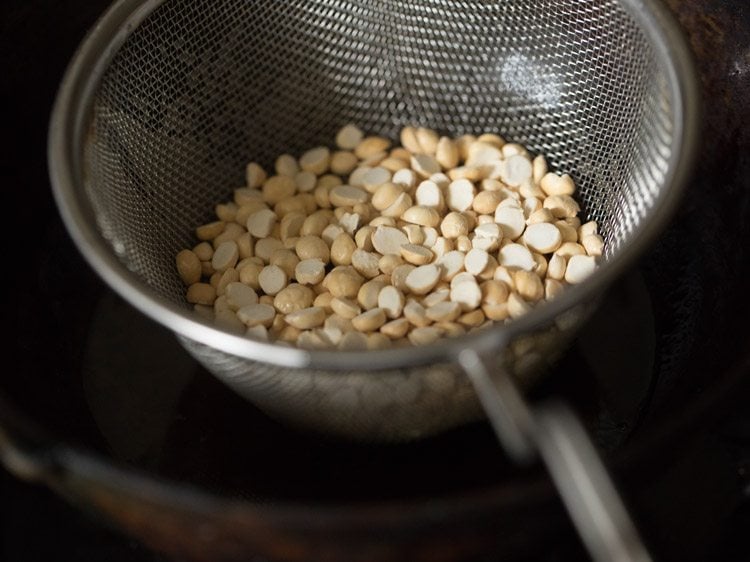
[1,2,164,559]
[1,1,161,560]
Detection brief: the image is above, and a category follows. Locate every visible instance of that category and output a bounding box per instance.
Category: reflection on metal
[458,349,536,464]
[0,428,48,482]
[496,53,561,107]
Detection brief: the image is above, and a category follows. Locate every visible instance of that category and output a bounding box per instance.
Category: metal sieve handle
[458,349,651,562]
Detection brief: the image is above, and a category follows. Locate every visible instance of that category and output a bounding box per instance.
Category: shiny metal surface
[49,0,698,440]
[535,404,652,562]
[460,349,652,562]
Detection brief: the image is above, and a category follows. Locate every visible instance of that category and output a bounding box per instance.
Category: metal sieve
[49,0,698,560]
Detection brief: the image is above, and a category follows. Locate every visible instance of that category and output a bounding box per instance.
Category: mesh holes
[85,0,669,302]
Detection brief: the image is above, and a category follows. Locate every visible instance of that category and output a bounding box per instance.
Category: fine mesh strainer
[49,0,698,560]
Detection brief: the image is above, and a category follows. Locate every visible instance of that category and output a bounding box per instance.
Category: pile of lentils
[175,125,603,350]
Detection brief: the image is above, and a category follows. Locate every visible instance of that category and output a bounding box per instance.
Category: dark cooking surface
[3,0,750,560]
[3,121,748,559]
[16,249,656,503]
[10,194,657,504]
[4,247,750,562]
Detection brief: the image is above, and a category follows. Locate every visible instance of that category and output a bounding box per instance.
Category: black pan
[2,0,749,560]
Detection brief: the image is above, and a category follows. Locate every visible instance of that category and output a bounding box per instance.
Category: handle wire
[459,348,651,562]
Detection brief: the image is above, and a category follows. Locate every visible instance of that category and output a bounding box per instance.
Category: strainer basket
[49,0,698,560]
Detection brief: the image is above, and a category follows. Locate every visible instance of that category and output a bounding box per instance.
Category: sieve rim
[48,0,700,371]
